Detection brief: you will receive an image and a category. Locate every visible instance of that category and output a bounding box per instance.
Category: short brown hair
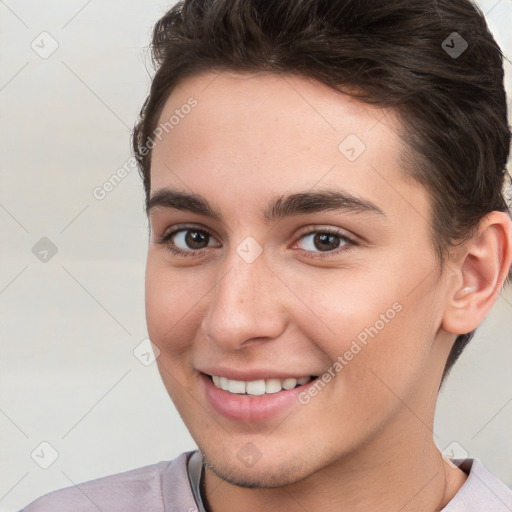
[132,0,512,384]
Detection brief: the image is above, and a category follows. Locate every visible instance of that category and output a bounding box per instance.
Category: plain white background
[1,1,511,510]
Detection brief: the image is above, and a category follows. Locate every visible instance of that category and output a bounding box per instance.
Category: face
[145,71,454,487]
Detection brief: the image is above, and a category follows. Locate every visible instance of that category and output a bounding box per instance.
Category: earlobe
[442,211,512,335]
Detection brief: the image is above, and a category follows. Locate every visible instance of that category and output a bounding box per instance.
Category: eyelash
[156,224,357,259]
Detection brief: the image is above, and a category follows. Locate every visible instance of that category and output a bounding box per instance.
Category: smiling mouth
[206,374,318,396]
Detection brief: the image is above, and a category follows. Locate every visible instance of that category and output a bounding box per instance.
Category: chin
[202,450,314,489]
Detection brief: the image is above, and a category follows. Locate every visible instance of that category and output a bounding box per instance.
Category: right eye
[157,225,221,256]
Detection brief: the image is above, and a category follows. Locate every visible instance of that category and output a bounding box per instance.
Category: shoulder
[20,451,195,512]
[443,458,512,511]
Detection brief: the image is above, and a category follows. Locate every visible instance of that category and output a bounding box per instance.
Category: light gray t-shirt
[20,450,512,511]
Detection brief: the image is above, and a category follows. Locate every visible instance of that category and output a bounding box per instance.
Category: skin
[145,71,512,511]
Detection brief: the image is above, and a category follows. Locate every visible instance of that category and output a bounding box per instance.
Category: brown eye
[180,229,210,250]
[313,233,342,251]
[297,230,349,253]
[158,226,220,256]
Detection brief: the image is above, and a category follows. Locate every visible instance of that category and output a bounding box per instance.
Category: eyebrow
[147,187,385,221]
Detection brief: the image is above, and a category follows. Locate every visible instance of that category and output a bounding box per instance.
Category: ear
[441,211,512,335]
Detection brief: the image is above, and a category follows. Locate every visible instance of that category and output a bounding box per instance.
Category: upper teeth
[211,375,312,395]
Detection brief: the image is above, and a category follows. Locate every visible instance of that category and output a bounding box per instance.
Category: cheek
[289,264,435,391]
[145,255,209,353]
[285,267,404,353]
[344,294,437,408]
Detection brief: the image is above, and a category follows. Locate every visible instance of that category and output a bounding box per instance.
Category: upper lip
[199,368,317,382]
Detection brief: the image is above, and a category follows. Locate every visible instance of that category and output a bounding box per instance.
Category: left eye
[296,230,350,253]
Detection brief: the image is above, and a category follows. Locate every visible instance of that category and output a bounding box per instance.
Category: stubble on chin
[201,450,312,489]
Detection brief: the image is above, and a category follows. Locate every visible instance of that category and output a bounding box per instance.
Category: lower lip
[201,373,316,423]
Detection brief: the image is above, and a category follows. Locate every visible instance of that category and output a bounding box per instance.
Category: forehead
[150,71,429,225]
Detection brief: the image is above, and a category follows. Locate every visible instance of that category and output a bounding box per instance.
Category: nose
[201,245,287,351]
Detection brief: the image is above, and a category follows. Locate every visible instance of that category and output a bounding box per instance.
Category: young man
[22,0,512,510]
